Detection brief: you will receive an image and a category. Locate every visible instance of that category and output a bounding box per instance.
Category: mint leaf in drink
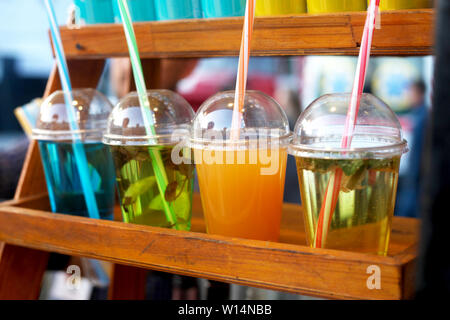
[367,158,393,170]
[124,176,156,201]
[173,192,190,224]
[340,159,365,176]
[122,196,134,206]
[341,163,367,192]
[300,157,335,172]
[149,194,164,211]
[179,163,194,179]
[164,181,178,202]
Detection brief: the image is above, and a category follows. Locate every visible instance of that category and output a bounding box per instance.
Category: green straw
[117,0,178,229]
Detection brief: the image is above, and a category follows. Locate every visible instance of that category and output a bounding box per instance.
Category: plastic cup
[256,0,307,16]
[201,0,245,18]
[32,89,116,219]
[154,0,202,21]
[289,93,408,255]
[190,90,291,241]
[113,0,157,22]
[103,90,195,229]
[307,0,367,13]
[74,0,115,25]
[369,0,432,10]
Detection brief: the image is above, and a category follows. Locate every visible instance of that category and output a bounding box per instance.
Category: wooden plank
[108,264,148,300]
[0,194,419,300]
[60,9,434,59]
[0,244,49,300]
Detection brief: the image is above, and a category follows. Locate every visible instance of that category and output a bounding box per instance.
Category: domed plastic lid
[33,88,113,142]
[290,93,408,159]
[103,90,194,146]
[190,90,291,149]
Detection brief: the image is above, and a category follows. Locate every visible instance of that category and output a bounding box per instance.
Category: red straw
[230,0,256,141]
[314,0,381,248]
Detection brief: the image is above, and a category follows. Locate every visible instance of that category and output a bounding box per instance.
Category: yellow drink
[195,147,287,241]
[296,156,400,255]
[369,0,432,10]
[256,0,307,16]
[307,0,367,13]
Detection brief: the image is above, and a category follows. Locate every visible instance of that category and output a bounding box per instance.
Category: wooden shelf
[59,9,434,59]
[0,193,419,300]
[1,9,427,299]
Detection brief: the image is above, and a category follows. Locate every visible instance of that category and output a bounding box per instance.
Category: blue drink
[38,141,116,219]
[33,88,116,220]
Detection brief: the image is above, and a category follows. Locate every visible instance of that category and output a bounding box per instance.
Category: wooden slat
[0,244,49,300]
[60,9,434,59]
[0,194,419,300]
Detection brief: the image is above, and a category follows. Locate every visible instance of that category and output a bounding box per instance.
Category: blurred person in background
[396,80,429,218]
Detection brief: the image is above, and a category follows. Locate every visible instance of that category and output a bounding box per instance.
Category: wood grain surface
[59,9,434,59]
[0,193,419,300]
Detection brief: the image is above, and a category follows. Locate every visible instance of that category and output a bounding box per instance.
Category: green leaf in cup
[173,192,190,225]
[164,181,178,202]
[149,194,164,211]
[124,176,156,203]
[340,159,365,176]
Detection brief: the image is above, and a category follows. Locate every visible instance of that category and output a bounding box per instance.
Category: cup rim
[189,132,293,150]
[102,131,189,146]
[32,127,104,141]
[288,138,408,159]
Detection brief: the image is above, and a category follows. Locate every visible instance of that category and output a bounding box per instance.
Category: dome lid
[190,90,291,149]
[32,88,113,142]
[289,93,408,159]
[103,90,194,146]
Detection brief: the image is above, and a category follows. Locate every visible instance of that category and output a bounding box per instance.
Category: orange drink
[195,148,287,241]
[191,90,292,242]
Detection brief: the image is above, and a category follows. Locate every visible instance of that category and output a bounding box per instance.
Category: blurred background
[0,0,433,300]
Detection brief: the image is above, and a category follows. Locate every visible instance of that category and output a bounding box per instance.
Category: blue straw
[44,0,100,219]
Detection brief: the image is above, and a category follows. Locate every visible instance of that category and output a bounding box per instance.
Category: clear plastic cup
[103,90,195,230]
[32,89,116,219]
[256,0,307,16]
[307,0,367,13]
[190,90,292,241]
[289,93,408,255]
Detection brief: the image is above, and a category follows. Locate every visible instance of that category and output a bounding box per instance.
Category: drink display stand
[0,9,433,300]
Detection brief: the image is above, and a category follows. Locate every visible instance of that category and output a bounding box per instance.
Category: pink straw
[314,0,381,248]
[230,0,256,141]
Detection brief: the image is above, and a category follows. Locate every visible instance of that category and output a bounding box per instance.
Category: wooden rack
[0,9,433,300]
[61,9,433,58]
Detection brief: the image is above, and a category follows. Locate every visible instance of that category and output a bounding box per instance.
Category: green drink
[296,156,400,255]
[103,90,195,230]
[110,145,193,230]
